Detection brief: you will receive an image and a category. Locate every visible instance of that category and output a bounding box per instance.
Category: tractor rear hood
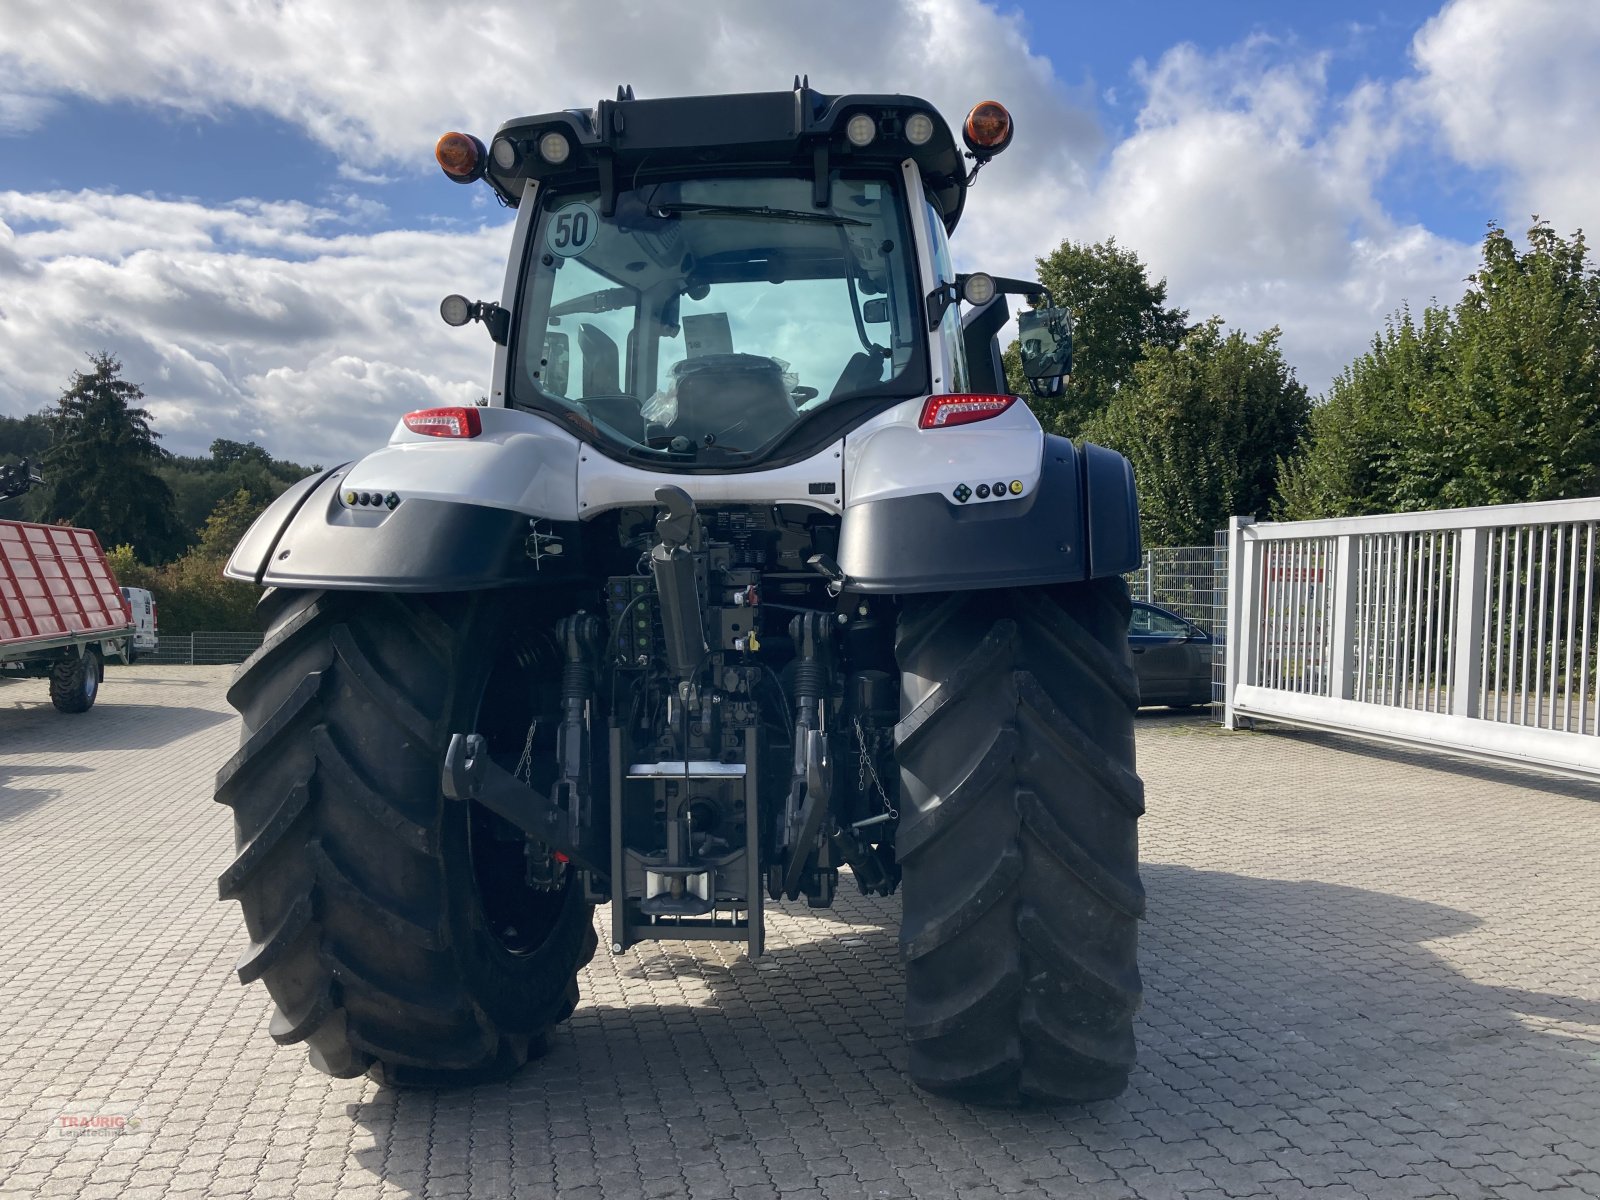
[482,85,971,231]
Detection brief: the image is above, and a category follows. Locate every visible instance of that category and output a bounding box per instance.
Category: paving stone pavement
[1,665,1598,1200]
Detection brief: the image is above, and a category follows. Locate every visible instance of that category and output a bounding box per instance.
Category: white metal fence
[1224,497,1600,779]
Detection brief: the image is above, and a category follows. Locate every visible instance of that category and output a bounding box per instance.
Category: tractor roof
[483,85,971,232]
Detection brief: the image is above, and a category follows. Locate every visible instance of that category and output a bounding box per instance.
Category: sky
[1,0,1597,466]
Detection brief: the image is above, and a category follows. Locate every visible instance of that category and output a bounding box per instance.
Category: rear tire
[50,647,102,713]
[895,578,1144,1104]
[214,589,596,1085]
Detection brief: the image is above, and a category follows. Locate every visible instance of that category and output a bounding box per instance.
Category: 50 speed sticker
[546,202,599,257]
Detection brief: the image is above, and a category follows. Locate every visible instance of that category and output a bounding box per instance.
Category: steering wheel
[791,385,819,404]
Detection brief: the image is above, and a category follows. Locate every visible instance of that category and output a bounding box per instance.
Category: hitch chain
[514,718,539,783]
[854,717,896,822]
[514,717,567,892]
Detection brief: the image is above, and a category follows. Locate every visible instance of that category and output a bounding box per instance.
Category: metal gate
[1223,498,1600,778]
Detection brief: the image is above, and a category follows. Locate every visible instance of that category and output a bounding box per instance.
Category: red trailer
[1,519,133,712]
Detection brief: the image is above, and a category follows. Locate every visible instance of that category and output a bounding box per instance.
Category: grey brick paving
[2,668,1599,1199]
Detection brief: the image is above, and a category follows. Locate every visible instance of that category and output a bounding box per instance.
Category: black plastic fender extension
[224,468,582,592]
[835,436,1141,594]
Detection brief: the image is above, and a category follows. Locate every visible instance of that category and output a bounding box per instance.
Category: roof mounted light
[403,407,483,438]
[962,101,1013,160]
[537,130,571,165]
[904,112,935,146]
[845,113,876,147]
[435,131,487,183]
[919,393,1017,430]
[490,136,519,170]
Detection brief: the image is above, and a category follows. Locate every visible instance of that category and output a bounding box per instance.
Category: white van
[119,586,159,661]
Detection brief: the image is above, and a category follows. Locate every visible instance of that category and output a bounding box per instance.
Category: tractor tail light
[403,407,482,438]
[918,393,1017,429]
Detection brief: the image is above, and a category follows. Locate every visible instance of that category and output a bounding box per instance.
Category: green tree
[1005,237,1189,435]
[1278,222,1600,518]
[102,487,269,635]
[1084,319,1309,546]
[1275,307,1451,520]
[1430,222,1600,507]
[196,487,271,557]
[209,437,272,466]
[37,353,185,560]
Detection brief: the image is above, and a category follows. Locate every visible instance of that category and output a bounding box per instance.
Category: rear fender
[837,433,1140,593]
[224,409,583,591]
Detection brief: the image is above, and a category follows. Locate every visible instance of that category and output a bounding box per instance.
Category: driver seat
[670,354,795,447]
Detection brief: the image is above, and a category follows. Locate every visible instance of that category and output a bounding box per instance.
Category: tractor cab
[435,85,1058,469]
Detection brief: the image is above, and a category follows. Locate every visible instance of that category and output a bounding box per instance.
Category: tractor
[215,82,1144,1104]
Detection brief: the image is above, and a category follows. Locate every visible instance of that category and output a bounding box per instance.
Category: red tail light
[918,393,1017,429]
[403,406,482,438]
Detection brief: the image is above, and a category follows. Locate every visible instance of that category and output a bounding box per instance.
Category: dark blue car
[1130,601,1213,708]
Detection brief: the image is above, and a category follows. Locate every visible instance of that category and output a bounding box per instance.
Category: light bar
[845,113,876,147]
[403,406,483,438]
[918,393,1016,429]
[538,130,571,164]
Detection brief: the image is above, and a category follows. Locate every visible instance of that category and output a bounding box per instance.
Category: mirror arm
[477,303,510,346]
[988,276,1052,308]
[924,281,958,332]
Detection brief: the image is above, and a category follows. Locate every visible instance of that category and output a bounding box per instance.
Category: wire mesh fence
[1125,545,1226,634]
[142,632,263,666]
[1125,541,1231,713]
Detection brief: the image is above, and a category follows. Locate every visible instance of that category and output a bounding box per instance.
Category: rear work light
[403,406,482,438]
[918,393,1017,429]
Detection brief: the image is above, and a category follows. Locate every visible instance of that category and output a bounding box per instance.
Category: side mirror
[1018,306,1072,399]
[862,298,890,324]
[541,332,570,396]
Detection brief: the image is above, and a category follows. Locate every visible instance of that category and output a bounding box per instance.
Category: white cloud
[0,0,1095,183]
[0,91,56,133]
[1407,0,1600,236]
[0,190,509,464]
[1052,35,1480,394]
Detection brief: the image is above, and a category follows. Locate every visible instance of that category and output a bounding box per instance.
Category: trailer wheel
[215,589,596,1086]
[895,579,1144,1104]
[50,647,102,713]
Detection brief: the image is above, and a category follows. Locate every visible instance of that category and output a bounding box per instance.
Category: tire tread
[896,579,1143,1105]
